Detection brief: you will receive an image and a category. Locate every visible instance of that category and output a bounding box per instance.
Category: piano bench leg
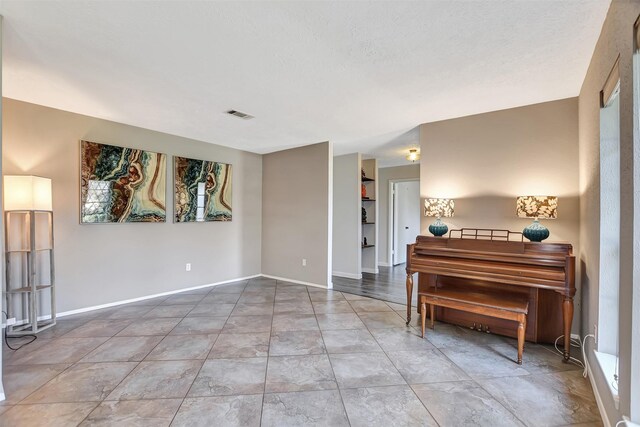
[517,318,525,365]
[420,301,427,338]
[430,304,435,329]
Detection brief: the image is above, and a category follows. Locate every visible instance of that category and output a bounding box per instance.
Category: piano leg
[406,273,413,326]
[420,301,426,338]
[517,320,525,365]
[563,296,574,362]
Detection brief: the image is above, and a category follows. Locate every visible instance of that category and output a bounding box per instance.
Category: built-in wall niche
[361,158,378,274]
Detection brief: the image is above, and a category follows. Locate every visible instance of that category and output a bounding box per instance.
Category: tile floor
[1,277,602,426]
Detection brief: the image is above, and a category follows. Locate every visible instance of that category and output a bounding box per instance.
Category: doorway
[391,180,420,265]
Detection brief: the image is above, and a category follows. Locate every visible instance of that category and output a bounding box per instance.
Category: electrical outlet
[186,263,191,272]
[302,259,307,267]
[594,324,598,344]
[6,317,16,326]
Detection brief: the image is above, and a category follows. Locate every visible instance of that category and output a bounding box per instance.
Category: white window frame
[597,58,621,408]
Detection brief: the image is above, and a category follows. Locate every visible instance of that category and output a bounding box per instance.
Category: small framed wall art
[80,140,167,223]
[174,156,232,222]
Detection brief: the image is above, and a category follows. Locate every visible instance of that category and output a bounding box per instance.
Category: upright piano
[405,231,576,360]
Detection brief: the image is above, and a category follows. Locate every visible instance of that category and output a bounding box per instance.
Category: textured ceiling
[1,1,610,166]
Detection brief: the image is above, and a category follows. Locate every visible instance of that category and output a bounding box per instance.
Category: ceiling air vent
[226,110,254,120]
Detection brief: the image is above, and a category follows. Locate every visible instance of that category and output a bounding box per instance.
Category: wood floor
[332,264,416,306]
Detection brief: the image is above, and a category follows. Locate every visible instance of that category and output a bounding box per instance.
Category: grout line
[2,282,256,424]
[474,379,530,426]
[355,298,442,426]
[259,278,279,427]
[315,296,352,426]
[421,324,533,425]
[333,292,441,424]
[168,282,245,426]
[3,278,581,426]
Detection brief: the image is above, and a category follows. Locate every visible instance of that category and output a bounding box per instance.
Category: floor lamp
[3,175,56,336]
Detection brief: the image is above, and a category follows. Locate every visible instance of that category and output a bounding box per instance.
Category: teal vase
[429,218,448,237]
[523,218,549,242]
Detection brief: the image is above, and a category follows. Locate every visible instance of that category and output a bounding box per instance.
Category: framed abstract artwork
[80,140,167,223]
[174,156,232,222]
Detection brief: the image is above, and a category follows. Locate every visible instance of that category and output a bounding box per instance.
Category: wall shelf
[360,159,378,273]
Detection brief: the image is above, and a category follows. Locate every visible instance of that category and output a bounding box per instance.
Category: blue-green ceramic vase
[429,218,448,237]
[523,218,549,242]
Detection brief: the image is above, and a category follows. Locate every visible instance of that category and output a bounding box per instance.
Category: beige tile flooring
[1,277,602,426]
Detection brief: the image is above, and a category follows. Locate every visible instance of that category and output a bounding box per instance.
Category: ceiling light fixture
[226,110,254,120]
[406,149,420,162]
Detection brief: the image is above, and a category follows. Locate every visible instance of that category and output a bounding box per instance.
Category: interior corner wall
[377,164,420,266]
[578,0,640,423]
[261,142,330,287]
[419,97,581,329]
[332,153,361,278]
[2,98,262,313]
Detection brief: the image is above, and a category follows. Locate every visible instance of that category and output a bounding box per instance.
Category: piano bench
[419,287,529,364]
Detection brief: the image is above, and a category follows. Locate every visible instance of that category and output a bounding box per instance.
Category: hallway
[333,264,414,307]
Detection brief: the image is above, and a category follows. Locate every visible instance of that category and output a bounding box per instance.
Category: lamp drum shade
[3,176,53,211]
[424,198,454,218]
[516,196,557,219]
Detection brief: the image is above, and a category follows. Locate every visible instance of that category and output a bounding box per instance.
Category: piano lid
[415,230,573,258]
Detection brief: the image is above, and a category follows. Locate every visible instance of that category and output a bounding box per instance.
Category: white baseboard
[57,274,261,318]
[332,271,362,280]
[0,272,328,404]
[261,274,330,290]
[585,356,611,427]
[378,262,391,267]
[362,267,379,274]
[7,272,328,324]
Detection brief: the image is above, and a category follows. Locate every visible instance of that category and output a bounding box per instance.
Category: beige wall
[262,142,331,287]
[578,0,640,423]
[332,153,361,278]
[377,164,420,266]
[420,98,579,243]
[2,98,263,313]
[420,97,581,328]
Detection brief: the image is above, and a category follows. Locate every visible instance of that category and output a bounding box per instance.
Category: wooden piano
[405,229,576,361]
